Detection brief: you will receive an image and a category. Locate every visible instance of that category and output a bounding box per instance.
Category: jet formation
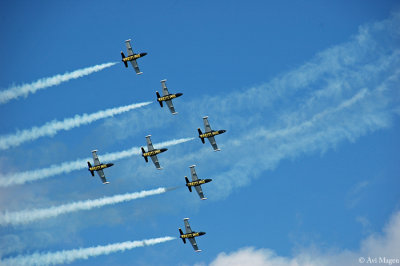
[86,38,227,253]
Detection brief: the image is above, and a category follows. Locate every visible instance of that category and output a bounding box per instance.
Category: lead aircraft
[87,150,114,184]
[179,218,206,252]
[121,39,147,74]
[141,135,168,169]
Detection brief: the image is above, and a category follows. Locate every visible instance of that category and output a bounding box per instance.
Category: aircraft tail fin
[121,52,128,67]
[185,176,192,192]
[179,228,186,244]
[198,128,205,144]
[141,147,148,162]
[156,91,163,107]
[87,162,95,176]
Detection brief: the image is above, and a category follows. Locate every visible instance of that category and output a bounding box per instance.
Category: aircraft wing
[194,185,206,200]
[165,100,177,114]
[207,136,220,151]
[184,218,193,233]
[150,155,162,170]
[203,116,212,132]
[125,39,134,56]
[146,135,155,151]
[190,166,199,181]
[188,237,201,252]
[96,169,108,184]
[161,80,170,96]
[130,59,142,74]
[92,150,101,166]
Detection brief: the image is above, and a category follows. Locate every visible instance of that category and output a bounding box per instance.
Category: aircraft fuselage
[186,178,212,187]
[180,231,206,239]
[89,163,114,172]
[142,148,168,157]
[199,130,226,139]
[122,53,147,62]
[157,93,183,102]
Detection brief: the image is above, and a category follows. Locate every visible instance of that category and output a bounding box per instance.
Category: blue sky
[0,1,399,265]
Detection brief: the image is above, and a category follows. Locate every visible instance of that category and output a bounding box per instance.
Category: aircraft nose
[141,52,148,56]
[160,148,168,152]
[176,93,183,97]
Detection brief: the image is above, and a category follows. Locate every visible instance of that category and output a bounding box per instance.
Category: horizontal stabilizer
[121,52,128,67]
[197,128,205,144]
[87,162,95,177]
[141,147,148,162]
[179,228,186,244]
[156,91,163,107]
[185,176,192,192]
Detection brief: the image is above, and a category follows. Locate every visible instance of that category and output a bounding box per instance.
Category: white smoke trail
[0,137,194,187]
[0,187,167,226]
[0,62,117,104]
[251,88,370,140]
[0,236,176,266]
[0,101,152,150]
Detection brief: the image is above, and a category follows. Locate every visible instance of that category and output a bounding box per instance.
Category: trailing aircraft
[198,116,226,151]
[179,218,206,252]
[121,39,147,74]
[141,135,168,169]
[87,150,114,184]
[156,79,183,115]
[185,165,212,200]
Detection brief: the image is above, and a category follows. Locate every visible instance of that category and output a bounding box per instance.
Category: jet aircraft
[121,39,147,74]
[185,165,212,200]
[141,135,168,170]
[198,116,226,151]
[179,218,206,252]
[156,79,183,115]
[87,150,114,184]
